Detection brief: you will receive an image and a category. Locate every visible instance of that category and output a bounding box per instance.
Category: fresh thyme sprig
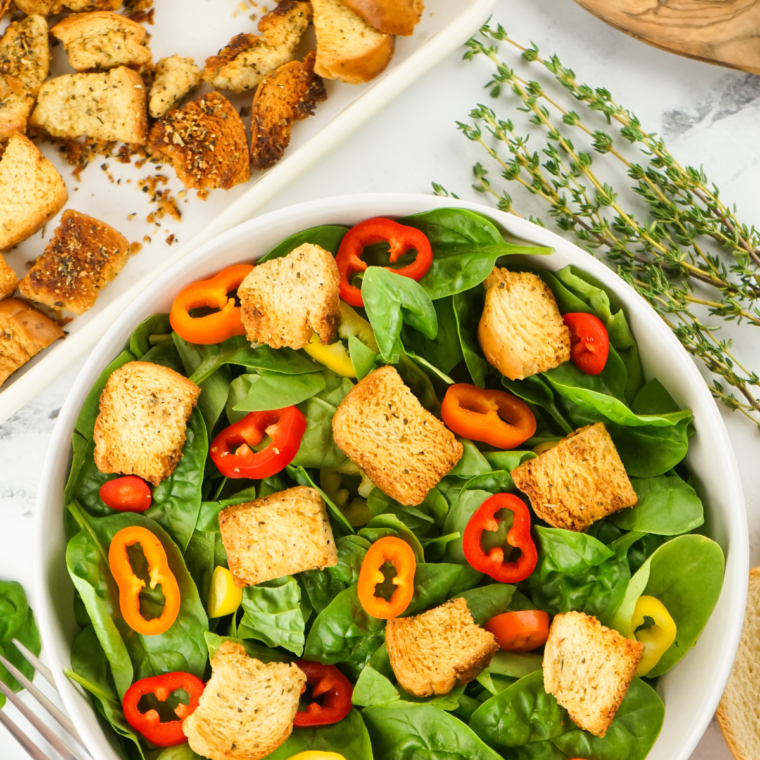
[442,23,760,426]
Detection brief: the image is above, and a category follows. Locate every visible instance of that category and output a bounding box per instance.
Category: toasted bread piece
[93,361,200,485]
[312,0,395,84]
[0,254,17,300]
[18,210,135,314]
[544,611,643,738]
[332,366,463,506]
[183,641,306,760]
[343,0,423,35]
[0,15,50,95]
[0,0,8,21]
[204,0,312,93]
[238,243,340,349]
[15,0,121,13]
[718,567,760,760]
[0,133,67,251]
[511,422,637,532]
[0,75,34,141]
[386,598,498,697]
[30,67,148,144]
[219,486,338,587]
[0,297,63,386]
[51,11,151,72]
[147,91,249,191]
[251,50,326,170]
[478,268,571,380]
[149,55,202,119]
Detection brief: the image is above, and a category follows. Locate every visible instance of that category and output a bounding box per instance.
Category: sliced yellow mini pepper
[533,440,560,455]
[208,566,243,618]
[337,302,378,351]
[632,595,677,676]
[286,753,347,760]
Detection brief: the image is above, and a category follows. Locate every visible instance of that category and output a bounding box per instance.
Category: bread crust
[343,0,423,35]
[0,253,17,300]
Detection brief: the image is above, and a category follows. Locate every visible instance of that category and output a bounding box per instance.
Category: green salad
[62,207,725,760]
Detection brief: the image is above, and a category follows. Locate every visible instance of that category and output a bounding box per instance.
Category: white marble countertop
[1,0,758,757]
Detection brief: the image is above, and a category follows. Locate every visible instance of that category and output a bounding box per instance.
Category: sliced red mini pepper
[210,407,307,480]
[294,660,353,727]
[336,218,433,307]
[462,493,537,583]
[357,536,416,619]
[441,384,536,450]
[563,312,609,376]
[170,263,254,345]
[122,672,205,747]
[100,476,152,513]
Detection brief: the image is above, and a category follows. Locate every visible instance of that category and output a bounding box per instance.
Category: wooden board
[573,0,760,76]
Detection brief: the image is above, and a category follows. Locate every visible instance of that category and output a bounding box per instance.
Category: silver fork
[0,639,91,760]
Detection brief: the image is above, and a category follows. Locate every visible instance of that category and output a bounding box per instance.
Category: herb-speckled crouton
[149,55,202,119]
[0,254,17,300]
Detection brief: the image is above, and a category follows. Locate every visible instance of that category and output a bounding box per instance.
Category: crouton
[30,67,148,144]
[343,0,423,35]
[386,598,498,697]
[148,55,202,119]
[511,422,637,532]
[183,641,306,760]
[478,268,571,380]
[312,0,395,84]
[544,611,643,737]
[0,15,50,95]
[147,92,249,192]
[0,75,34,141]
[0,254,17,300]
[0,133,68,251]
[0,0,8,21]
[51,12,151,72]
[203,0,312,93]
[218,486,338,588]
[93,361,200,485]
[14,0,121,14]
[18,210,137,314]
[0,298,63,387]
[250,50,327,171]
[332,365,463,506]
[238,243,340,349]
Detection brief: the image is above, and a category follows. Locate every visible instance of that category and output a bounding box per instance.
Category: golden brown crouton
[251,50,327,171]
[51,11,151,72]
[30,67,148,144]
[544,611,643,738]
[343,0,423,36]
[511,422,637,532]
[93,361,200,485]
[0,75,34,141]
[332,366,463,506]
[218,486,338,587]
[478,268,571,380]
[147,92,250,192]
[18,210,137,314]
[0,254,17,300]
[312,0,395,84]
[238,243,340,349]
[148,55,202,119]
[204,0,312,93]
[386,598,498,697]
[0,0,8,21]
[183,641,306,760]
[0,133,68,251]
[0,15,50,95]
[15,0,121,14]
[0,297,63,387]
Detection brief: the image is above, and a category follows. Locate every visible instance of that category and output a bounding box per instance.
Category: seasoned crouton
[511,422,637,532]
[219,486,338,587]
[0,298,63,387]
[204,0,312,93]
[15,0,121,14]
[312,0,395,84]
[93,361,200,485]
[0,133,68,251]
[332,366,463,506]
[238,243,340,349]
[251,50,327,171]
[386,598,498,697]
[148,55,202,119]
[544,611,643,737]
[343,0,423,36]
[0,0,8,21]
[0,75,34,141]
[0,15,50,95]
[51,12,151,72]
[18,210,137,314]
[0,254,17,300]
[147,92,249,192]
[183,641,306,760]
[478,268,571,380]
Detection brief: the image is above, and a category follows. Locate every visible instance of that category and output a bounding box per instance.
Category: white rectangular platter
[0,0,496,424]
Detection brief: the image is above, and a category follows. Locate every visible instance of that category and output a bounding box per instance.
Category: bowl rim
[33,192,748,760]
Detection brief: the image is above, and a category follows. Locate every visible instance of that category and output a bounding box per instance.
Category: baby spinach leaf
[484,450,537,472]
[405,563,482,616]
[204,631,294,662]
[503,375,574,435]
[259,225,349,263]
[448,439,492,479]
[140,339,185,373]
[402,296,463,374]
[0,582,40,701]
[129,314,172,359]
[456,584,516,625]
[348,334,380,380]
[633,378,682,416]
[154,746,204,760]
[453,286,491,388]
[367,488,437,535]
[490,651,544,680]
[233,370,327,412]
[360,514,425,562]
[352,664,402,707]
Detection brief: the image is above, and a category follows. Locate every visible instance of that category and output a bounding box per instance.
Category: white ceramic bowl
[34,194,748,760]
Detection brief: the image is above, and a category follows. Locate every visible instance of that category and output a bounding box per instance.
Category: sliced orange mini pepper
[108,526,181,636]
[357,536,416,620]
[441,384,536,449]
[170,264,253,345]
